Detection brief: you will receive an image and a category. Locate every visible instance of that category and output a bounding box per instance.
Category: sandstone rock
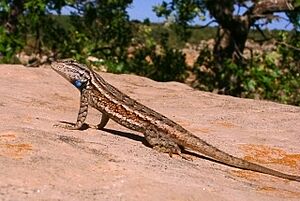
[0,64,299,201]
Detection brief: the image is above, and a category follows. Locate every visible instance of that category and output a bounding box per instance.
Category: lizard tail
[184,134,300,182]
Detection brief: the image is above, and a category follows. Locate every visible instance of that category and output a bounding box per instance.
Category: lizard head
[51,59,91,90]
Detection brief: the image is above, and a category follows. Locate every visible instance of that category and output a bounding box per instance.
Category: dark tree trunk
[206,0,296,63]
[3,0,25,33]
[214,17,250,63]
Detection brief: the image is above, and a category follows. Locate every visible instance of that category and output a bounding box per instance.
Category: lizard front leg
[54,91,89,130]
[96,113,110,129]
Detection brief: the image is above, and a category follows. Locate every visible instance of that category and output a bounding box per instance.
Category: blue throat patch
[74,80,83,88]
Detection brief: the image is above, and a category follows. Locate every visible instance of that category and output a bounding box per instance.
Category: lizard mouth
[50,61,73,83]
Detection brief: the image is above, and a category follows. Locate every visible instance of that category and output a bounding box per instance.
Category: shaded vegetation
[0,0,299,105]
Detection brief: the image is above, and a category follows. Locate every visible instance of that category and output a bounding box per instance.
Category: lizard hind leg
[144,130,191,160]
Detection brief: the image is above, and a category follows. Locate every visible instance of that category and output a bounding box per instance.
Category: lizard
[51,59,300,182]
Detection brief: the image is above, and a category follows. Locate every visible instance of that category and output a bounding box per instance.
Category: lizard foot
[53,122,82,130]
[153,145,193,161]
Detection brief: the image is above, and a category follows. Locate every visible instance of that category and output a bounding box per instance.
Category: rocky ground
[0,64,299,201]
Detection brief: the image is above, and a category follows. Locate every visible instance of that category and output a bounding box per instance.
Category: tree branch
[276,41,300,52]
[251,0,295,18]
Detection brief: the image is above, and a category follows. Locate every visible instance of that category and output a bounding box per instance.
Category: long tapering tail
[185,134,300,182]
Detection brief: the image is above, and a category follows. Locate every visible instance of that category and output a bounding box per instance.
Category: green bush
[192,34,300,105]
[0,27,23,63]
[104,24,188,82]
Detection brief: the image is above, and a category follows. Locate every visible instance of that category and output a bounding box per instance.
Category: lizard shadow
[99,127,220,164]
[100,128,148,146]
[58,125,259,171]
[59,123,228,166]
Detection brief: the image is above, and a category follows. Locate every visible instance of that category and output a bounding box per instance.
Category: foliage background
[0,0,299,105]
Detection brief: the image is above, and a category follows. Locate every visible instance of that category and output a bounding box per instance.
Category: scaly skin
[51,59,300,182]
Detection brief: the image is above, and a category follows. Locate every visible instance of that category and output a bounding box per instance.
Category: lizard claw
[53,122,81,130]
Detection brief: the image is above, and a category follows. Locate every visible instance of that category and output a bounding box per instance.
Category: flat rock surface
[0,64,299,201]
